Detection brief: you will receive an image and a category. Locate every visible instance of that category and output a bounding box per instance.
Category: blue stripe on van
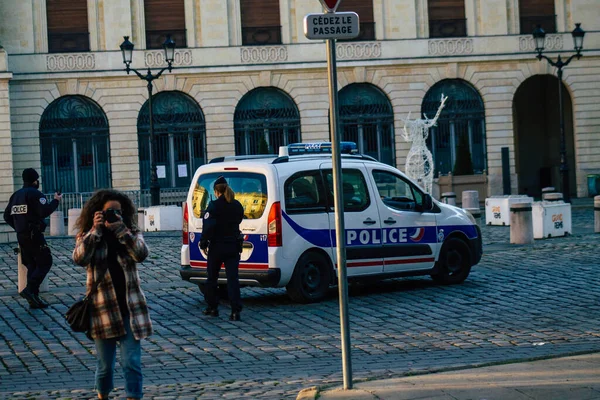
[282,211,478,247]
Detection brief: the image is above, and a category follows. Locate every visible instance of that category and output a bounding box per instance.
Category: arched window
[337,0,375,41]
[519,0,556,34]
[40,96,110,193]
[338,83,395,166]
[240,0,282,45]
[47,0,89,52]
[422,79,486,176]
[234,88,300,155]
[428,0,467,38]
[144,0,186,49]
[137,91,206,189]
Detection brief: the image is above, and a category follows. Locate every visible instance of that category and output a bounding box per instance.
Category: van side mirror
[422,194,433,212]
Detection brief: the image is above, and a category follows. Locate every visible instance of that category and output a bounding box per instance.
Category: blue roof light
[287,142,358,156]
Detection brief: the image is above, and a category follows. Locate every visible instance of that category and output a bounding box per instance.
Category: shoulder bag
[65,269,105,333]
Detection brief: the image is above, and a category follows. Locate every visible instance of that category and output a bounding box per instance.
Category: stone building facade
[0,0,598,242]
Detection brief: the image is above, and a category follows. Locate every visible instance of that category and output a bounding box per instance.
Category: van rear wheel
[431,237,472,284]
[286,252,330,303]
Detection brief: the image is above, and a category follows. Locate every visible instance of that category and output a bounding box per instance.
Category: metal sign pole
[326,37,353,390]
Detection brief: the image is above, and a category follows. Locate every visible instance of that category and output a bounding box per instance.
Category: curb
[296,349,600,400]
[296,386,319,400]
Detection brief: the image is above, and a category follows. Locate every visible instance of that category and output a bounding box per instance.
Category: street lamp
[120,35,176,206]
[532,23,585,203]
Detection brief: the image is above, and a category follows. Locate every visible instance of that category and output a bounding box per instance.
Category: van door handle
[384,218,396,224]
[363,218,377,225]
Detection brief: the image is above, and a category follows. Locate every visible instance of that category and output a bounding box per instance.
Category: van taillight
[267,201,282,247]
[182,202,189,245]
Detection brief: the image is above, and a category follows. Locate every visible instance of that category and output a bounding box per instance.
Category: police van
[180,142,482,303]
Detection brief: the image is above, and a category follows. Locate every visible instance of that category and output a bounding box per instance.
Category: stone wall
[0,50,15,243]
[6,54,599,198]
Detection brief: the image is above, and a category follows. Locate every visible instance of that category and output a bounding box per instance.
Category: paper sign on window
[177,164,188,178]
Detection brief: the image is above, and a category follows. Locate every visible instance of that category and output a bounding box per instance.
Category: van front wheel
[286,252,331,303]
[431,237,472,284]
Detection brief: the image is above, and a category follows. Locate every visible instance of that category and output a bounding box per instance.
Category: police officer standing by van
[200,176,245,321]
[3,168,62,309]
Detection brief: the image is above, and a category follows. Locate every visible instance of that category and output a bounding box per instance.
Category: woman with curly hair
[72,189,152,400]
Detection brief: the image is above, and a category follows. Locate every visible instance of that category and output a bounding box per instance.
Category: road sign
[304,12,359,40]
[319,0,342,13]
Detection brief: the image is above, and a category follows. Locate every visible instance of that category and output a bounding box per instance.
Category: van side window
[284,171,327,213]
[323,169,370,212]
[372,170,420,212]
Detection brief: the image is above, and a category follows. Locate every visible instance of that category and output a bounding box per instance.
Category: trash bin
[588,174,600,197]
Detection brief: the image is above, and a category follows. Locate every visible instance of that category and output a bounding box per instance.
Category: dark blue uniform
[3,185,59,294]
[200,195,245,313]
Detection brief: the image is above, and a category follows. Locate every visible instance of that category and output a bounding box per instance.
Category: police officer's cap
[213,176,227,188]
[22,168,39,184]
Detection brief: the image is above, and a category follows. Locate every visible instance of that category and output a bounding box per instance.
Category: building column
[32,0,48,53]
[184,0,197,48]
[131,0,146,48]
[227,0,242,46]
[416,0,429,38]
[0,50,15,243]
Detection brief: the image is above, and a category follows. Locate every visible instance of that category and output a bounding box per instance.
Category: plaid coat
[72,224,153,340]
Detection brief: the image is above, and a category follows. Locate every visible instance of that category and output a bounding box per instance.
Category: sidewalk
[298,353,600,400]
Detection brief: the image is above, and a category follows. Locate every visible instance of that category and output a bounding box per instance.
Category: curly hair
[74,189,138,234]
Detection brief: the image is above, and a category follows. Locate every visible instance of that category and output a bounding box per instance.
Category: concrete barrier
[510,203,534,244]
[595,196,600,234]
[49,211,65,236]
[67,208,82,236]
[441,192,456,206]
[16,247,48,293]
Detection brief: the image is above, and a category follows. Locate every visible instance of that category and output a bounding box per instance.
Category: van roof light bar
[280,142,358,157]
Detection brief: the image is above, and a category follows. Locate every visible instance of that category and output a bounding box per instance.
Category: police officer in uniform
[200,176,245,321]
[3,168,62,309]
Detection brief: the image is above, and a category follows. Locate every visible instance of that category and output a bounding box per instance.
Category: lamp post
[120,35,176,206]
[532,23,585,203]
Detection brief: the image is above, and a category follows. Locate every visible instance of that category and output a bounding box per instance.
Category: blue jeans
[94,315,143,398]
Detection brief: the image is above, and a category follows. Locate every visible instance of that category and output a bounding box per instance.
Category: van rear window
[192,172,268,219]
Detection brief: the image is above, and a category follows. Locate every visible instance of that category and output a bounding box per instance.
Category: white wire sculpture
[401,94,448,194]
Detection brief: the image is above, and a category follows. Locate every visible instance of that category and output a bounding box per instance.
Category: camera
[103,208,121,223]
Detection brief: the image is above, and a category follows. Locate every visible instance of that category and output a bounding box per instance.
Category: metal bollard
[462,190,479,209]
[49,211,65,236]
[137,208,145,231]
[595,196,600,233]
[543,192,563,202]
[68,208,82,236]
[510,203,534,244]
[441,192,456,206]
[541,186,555,194]
[15,247,49,293]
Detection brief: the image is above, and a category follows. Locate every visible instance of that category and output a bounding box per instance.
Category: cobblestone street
[0,206,598,399]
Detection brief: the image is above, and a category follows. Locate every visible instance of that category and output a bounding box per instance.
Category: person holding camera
[200,176,245,321]
[72,189,152,400]
[3,168,62,309]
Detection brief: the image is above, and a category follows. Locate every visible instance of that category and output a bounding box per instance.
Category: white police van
[180,142,482,303]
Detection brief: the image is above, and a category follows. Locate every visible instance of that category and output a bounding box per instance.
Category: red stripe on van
[190,261,269,270]
[337,257,435,268]
[384,257,435,266]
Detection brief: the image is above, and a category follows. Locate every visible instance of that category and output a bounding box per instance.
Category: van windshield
[192,172,268,219]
